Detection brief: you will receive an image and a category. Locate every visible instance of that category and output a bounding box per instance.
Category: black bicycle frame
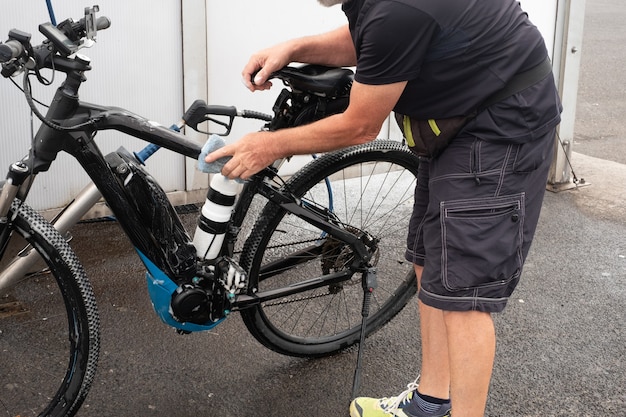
[8,65,374,311]
[22,67,202,283]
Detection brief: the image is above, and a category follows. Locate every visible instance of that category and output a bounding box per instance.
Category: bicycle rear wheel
[239,140,419,357]
[0,201,100,417]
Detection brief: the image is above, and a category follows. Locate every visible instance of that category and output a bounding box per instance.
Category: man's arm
[242,25,356,91]
[206,80,407,180]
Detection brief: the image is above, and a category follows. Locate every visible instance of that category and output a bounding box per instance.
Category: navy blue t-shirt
[342,0,562,142]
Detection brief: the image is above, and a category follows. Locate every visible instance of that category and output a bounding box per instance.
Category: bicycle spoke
[241,142,419,356]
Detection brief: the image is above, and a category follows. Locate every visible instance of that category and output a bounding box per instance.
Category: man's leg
[443,310,495,417]
[414,264,450,400]
[417,263,495,417]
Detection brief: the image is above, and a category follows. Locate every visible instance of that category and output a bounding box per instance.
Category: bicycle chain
[265,237,321,250]
[233,237,320,257]
[253,226,378,306]
[262,289,334,307]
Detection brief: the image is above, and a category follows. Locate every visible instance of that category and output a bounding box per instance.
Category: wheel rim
[246,148,419,352]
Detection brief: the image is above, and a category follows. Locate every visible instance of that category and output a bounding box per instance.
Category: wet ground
[67,182,626,417]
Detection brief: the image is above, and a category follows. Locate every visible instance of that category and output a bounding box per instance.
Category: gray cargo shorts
[405,129,555,312]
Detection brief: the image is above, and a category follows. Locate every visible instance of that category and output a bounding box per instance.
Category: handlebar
[0,40,24,63]
[0,5,110,67]
[0,29,30,63]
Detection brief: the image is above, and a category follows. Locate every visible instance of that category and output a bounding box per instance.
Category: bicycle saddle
[271,65,354,98]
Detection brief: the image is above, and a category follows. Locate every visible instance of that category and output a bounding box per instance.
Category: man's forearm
[288,25,356,67]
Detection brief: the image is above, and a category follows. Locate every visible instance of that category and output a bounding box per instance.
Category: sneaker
[349,378,451,417]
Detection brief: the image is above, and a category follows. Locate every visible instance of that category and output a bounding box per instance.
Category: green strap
[403,115,416,147]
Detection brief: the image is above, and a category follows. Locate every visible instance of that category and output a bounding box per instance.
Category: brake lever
[84,5,99,41]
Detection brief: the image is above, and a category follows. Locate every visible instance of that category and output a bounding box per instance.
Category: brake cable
[22,69,98,132]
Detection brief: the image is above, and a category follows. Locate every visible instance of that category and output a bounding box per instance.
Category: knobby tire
[0,201,100,417]
[240,140,419,357]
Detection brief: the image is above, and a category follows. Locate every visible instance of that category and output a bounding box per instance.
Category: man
[205,0,562,416]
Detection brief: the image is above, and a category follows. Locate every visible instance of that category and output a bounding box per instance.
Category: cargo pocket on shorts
[441,193,525,291]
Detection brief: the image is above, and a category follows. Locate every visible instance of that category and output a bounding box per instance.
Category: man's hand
[241,42,292,92]
[241,26,356,92]
[204,131,281,180]
[207,80,408,180]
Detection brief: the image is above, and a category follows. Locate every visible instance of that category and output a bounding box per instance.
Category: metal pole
[0,182,102,290]
[548,0,587,189]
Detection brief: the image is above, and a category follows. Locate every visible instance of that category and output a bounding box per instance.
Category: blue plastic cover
[136,249,224,332]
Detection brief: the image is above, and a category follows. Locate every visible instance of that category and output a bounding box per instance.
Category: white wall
[204,2,348,142]
[522,0,560,59]
[0,0,581,212]
[0,1,185,211]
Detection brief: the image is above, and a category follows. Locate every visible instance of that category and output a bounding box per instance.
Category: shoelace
[385,376,421,412]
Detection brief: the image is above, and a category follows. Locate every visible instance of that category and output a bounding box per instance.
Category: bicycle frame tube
[256,181,372,263]
[88,105,202,159]
[0,182,101,291]
[229,178,374,310]
[4,67,371,314]
[233,269,354,309]
[12,69,203,283]
[63,117,199,282]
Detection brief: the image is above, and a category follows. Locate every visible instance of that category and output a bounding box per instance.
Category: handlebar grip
[96,16,111,31]
[0,40,25,63]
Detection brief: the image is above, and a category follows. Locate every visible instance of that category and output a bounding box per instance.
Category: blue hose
[46,0,57,25]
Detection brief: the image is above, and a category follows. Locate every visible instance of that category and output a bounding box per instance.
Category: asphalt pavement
[59,0,626,415]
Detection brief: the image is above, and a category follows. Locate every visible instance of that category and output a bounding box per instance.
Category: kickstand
[351,267,378,400]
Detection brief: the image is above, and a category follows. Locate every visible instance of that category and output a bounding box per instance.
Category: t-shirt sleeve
[354,1,440,85]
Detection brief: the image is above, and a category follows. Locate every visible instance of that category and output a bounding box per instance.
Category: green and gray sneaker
[350,379,451,417]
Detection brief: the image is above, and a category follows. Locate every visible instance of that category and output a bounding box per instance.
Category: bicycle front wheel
[0,201,100,417]
[240,140,419,357]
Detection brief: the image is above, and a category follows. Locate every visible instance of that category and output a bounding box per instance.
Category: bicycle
[0,6,419,417]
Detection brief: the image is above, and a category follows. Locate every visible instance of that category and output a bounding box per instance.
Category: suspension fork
[0,161,32,215]
[0,161,36,291]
